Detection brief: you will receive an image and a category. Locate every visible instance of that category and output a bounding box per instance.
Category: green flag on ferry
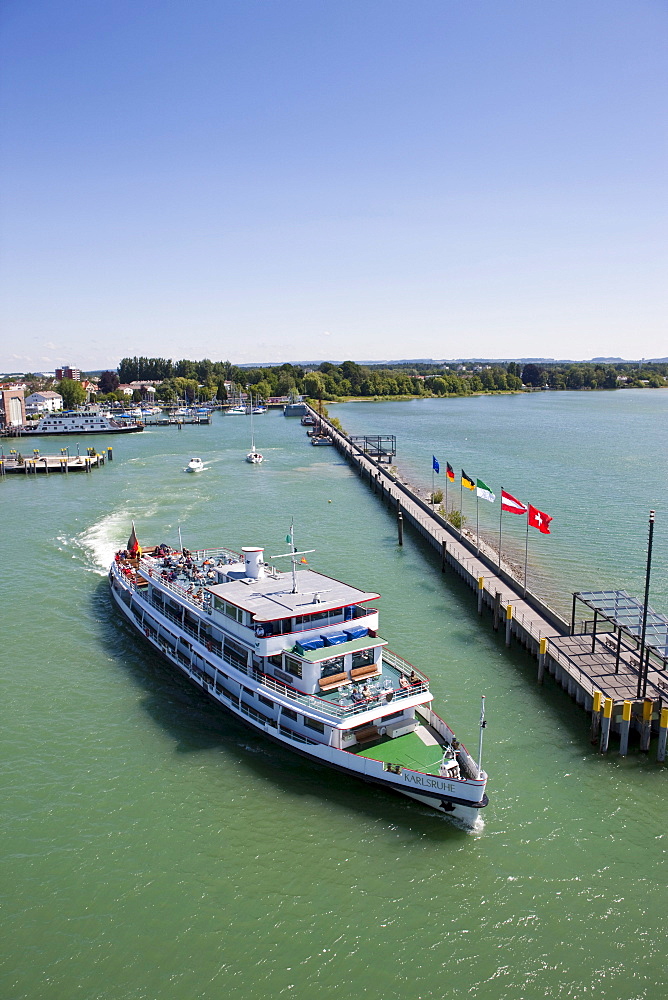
[286,533,292,544]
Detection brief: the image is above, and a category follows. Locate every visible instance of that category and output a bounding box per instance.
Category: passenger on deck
[361,683,372,700]
[399,674,410,689]
[409,670,419,685]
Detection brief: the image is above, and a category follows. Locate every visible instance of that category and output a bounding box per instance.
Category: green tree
[58,378,86,409]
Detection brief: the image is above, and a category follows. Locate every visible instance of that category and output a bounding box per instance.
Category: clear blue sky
[1,0,666,371]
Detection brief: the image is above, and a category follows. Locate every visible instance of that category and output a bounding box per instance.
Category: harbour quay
[304,405,668,761]
[0,446,112,475]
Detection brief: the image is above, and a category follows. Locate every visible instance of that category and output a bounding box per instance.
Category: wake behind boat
[109,526,489,825]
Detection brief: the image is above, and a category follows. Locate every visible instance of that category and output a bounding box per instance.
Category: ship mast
[271,522,315,593]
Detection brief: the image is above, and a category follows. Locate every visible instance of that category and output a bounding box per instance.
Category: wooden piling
[477,576,484,615]
[599,697,613,753]
[505,605,513,646]
[590,690,602,743]
[441,539,447,573]
[397,508,403,546]
[618,699,632,756]
[640,699,653,752]
[657,707,668,763]
[108,447,113,460]
[537,637,548,684]
[493,591,502,631]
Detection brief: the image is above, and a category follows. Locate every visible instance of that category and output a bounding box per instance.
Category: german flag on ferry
[446,462,455,482]
[461,469,476,490]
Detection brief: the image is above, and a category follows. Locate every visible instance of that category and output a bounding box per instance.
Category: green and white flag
[476,479,496,503]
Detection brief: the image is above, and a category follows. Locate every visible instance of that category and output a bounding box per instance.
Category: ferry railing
[255,663,430,721]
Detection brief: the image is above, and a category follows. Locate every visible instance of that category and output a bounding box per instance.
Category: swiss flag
[528,504,552,534]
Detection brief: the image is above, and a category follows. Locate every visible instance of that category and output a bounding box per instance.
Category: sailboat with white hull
[246,394,263,464]
[109,526,489,826]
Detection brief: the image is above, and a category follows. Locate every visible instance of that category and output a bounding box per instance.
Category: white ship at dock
[109,533,489,825]
[24,411,144,434]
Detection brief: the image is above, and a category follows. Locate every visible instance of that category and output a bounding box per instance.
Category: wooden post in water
[505,605,513,647]
[599,697,613,753]
[590,691,602,743]
[618,699,632,756]
[108,447,113,460]
[493,591,502,631]
[537,637,547,684]
[657,707,668,762]
[397,508,403,546]
[441,539,447,573]
[640,698,653,752]
[477,576,484,615]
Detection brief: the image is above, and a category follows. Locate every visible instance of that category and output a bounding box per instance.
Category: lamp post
[637,510,655,700]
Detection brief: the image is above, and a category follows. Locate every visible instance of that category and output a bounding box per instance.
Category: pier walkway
[303,406,668,757]
[0,449,110,475]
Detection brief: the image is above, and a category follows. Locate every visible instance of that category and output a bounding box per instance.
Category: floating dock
[304,405,668,760]
[0,447,111,475]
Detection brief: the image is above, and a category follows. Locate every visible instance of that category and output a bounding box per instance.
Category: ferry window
[258,695,274,708]
[352,648,374,669]
[223,601,244,623]
[321,656,345,678]
[304,717,325,733]
[281,708,298,722]
[284,657,303,679]
[225,636,248,669]
[296,610,331,627]
[267,654,282,668]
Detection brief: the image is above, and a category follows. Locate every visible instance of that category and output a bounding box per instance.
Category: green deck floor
[353,730,444,775]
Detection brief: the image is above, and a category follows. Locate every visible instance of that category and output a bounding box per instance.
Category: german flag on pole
[127,522,141,557]
[461,469,475,490]
[446,462,455,482]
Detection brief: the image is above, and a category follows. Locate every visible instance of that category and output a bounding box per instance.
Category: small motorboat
[185,457,205,473]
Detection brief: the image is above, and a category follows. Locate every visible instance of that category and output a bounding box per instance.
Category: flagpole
[477,695,486,778]
[523,502,530,596]
[476,492,480,554]
[460,479,463,527]
[498,490,503,570]
[445,470,448,513]
[432,467,435,506]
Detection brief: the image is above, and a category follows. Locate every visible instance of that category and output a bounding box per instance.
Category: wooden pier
[0,447,111,475]
[305,406,668,759]
[142,413,212,426]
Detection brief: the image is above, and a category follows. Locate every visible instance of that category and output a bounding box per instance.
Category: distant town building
[24,390,63,415]
[118,382,157,400]
[56,366,81,381]
[0,388,26,428]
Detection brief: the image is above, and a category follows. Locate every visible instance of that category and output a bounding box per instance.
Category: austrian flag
[501,490,528,516]
[528,504,553,534]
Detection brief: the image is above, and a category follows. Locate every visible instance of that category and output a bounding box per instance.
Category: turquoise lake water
[2,392,667,1000]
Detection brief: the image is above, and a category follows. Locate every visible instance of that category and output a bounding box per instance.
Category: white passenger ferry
[25,411,144,434]
[109,530,489,825]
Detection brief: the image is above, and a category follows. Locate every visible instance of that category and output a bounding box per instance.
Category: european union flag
[432,456,440,473]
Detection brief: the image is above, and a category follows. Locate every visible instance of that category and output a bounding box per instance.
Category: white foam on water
[75,511,135,575]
